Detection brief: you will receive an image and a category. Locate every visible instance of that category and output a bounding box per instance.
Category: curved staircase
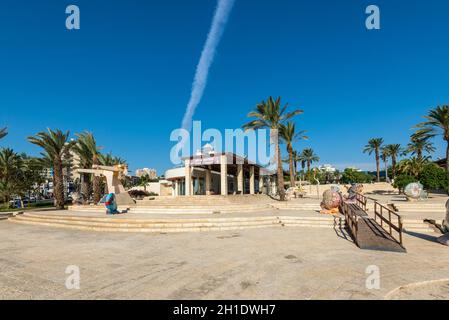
[9,212,345,233]
[68,195,322,214]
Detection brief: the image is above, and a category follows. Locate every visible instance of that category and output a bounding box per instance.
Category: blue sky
[1,0,448,174]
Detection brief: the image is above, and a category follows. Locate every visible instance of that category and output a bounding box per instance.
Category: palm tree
[0,148,24,204]
[363,138,384,182]
[298,148,320,172]
[139,174,151,192]
[280,122,308,188]
[72,132,102,203]
[415,105,449,170]
[384,144,401,179]
[405,134,435,160]
[397,157,428,178]
[98,152,128,194]
[381,148,389,181]
[243,96,303,201]
[28,129,70,209]
[291,150,299,175]
[99,152,127,166]
[0,128,7,140]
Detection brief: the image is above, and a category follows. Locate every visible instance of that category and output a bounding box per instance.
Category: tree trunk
[294,160,297,176]
[92,155,102,204]
[276,140,286,201]
[375,149,380,182]
[446,141,449,172]
[53,157,65,210]
[392,156,397,179]
[445,141,449,196]
[288,146,295,188]
[81,173,91,204]
[417,149,422,161]
[307,162,311,172]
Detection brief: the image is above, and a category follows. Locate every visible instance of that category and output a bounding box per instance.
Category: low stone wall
[300,182,397,196]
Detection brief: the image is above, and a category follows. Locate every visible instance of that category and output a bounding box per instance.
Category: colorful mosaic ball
[404,182,424,199]
[321,189,342,210]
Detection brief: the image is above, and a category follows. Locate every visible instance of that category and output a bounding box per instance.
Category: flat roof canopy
[182,152,275,176]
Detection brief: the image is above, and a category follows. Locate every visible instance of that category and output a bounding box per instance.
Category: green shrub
[418,163,449,190]
[393,175,417,192]
[340,169,374,184]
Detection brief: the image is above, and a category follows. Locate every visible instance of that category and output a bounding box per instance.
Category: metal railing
[374,201,404,246]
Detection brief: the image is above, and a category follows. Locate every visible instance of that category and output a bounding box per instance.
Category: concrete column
[205,169,211,196]
[234,175,238,195]
[237,164,243,194]
[249,165,255,195]
[174,180,178,196]
[185,159,191,196]
[220,154,228,196]
[259,176,264,194]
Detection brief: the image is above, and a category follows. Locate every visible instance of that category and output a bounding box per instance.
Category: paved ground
[1,218,449,300]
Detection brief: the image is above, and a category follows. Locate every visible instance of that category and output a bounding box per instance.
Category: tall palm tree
[0,128,7,140]
[28,129,70,209]
[298,148,320,172]
[98,152,128,194]
[291,150,299,175]
[99,152,127,166]
[0,148,24,204]
[139,174,151,192]
[72,132,102,203]
[397,157,428,178]
[363,138,384,182]
[384,144,401,179]
[415,105,449,170]
[405,134,435,160]
[280,122,308,188]
[381,148,389,181]
[243,96,303,201]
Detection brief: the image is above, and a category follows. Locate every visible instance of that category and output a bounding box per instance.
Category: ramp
[342,195,406,253]
[356,217,406,252]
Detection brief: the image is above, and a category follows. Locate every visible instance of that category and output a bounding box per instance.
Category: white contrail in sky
[181,0,236,131]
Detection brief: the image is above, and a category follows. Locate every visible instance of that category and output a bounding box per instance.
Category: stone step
[400,219,438,233]
[21,213,341,224]
[23,213,278,223]
[13,215,281,228]
[9,213,345,233]
[68,205,273,214]
[10,219,279,233]
[272,206,321,211]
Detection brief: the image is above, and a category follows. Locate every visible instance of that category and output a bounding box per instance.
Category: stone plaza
[1,206,449,300]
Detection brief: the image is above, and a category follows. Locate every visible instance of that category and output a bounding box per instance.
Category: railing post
[374,202,377,223]
[380,206,383,228]
[389,211,392,236]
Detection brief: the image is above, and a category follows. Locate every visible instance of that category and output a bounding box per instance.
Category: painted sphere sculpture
[321,189,342,210]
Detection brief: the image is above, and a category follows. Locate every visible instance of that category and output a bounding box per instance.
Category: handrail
[355,193,367,211]
[374,201,404,246]
[342,202,359,246]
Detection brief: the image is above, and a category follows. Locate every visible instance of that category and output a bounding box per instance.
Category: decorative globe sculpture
[330,185,341,193]
[320,189,342,213]
[404,182,424,200]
